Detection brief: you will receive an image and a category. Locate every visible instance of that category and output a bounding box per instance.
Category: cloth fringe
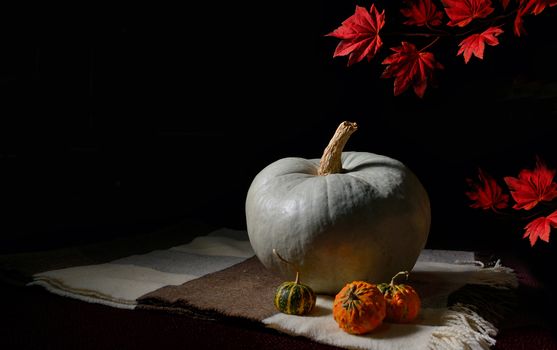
[454,260,485,268]
[429,303,497,350]
[459,259,518,289]
[429,260,518,349]
[448,284,517,324]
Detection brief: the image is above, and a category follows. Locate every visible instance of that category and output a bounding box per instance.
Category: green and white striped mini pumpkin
[272,249,316,315]
[274,279,316,315]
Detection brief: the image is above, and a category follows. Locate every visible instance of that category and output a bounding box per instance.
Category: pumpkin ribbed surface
[377,283,421,323]
[245,122,431,295]
[333,281,386,334]
[274,281,316,315]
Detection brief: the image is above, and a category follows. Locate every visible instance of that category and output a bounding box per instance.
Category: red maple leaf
[401,0,444,27]
[523,0,557,15]
[523,211,557,246]
[514,11,527,36]
[457,27,504,63]
[441,0,495,27]
[504,158,557,210]
[514,0,557,36]
[326,5,386,66]
[535,0,557,14]
[466,168,509,210]
[381,42,443,98]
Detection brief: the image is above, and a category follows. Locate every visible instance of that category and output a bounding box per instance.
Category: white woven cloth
[28,228,254,309]
[28,229,518,350]
[263,258,517,350]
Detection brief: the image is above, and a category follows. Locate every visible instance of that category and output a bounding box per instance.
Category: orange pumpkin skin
[377,283,420,323]
[333,281,386,334]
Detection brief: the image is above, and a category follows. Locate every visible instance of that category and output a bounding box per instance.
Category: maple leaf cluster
[326,0,556,97]
[466,158,557,247]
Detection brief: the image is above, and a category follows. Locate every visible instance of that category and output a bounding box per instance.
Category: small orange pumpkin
[377,271,421,323]
[333,281,386,334]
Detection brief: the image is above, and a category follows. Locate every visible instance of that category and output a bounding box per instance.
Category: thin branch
[420,36,441,52]
[383,32,448,37]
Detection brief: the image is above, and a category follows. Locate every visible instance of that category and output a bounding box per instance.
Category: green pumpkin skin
[274,281,316,315]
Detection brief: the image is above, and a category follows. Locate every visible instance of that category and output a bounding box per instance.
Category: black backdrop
[2,2,557,284]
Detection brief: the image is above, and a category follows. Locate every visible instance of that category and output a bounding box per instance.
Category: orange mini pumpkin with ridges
[333,281,386,334]
[377,271,421,323]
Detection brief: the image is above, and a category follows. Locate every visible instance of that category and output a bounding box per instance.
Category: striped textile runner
[27,228,518,350]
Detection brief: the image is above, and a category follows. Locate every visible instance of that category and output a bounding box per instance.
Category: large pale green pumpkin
[245,122,431,295]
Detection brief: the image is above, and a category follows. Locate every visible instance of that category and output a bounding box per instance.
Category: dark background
[2,2,557,283]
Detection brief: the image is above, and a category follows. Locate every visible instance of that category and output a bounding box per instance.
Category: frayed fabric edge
[457,259,519,289]
[428,260,518,349]
[429,303,497,350]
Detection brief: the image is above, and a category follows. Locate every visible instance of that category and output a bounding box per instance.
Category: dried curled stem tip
[273,249,290,265]
[273,249,300,284]
[390,271,409,286]
[318,121,358,176]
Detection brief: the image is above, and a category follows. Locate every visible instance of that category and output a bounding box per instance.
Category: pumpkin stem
[390,271,409,287]
[347,285,360,301]
[318,121,358,176]
[342,285,360,309]
[273,248,301,284]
